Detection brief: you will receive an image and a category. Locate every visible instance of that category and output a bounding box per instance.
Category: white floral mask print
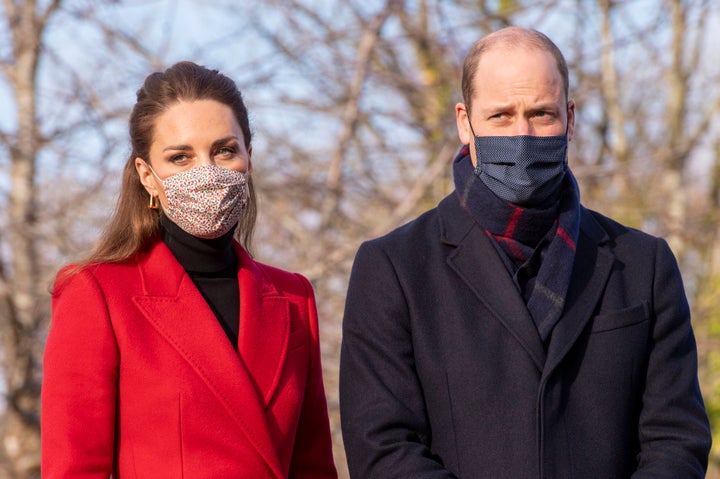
[152,164,248,239]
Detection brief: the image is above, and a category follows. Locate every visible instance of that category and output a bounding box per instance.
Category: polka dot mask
[153,164,248,239]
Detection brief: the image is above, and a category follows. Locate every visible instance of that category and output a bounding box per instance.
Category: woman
[41,61,337,478]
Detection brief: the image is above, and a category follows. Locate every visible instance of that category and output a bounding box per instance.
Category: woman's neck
[160,214,237,274]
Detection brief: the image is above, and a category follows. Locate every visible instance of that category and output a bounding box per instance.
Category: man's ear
[566,99,576,141]
[455,103,473,145]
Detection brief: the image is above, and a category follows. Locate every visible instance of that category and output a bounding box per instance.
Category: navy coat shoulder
[340,192,711,479]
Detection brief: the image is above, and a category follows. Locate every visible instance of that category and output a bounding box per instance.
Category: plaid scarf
[453,145,581,341]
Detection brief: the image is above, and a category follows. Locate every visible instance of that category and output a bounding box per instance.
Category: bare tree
[0,1,62,475]
[0,2,166,476]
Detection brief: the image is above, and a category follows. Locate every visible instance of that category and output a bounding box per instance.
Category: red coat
[42,240,337,478]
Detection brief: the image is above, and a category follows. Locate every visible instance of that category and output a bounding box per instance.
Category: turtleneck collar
[160,214,237,275]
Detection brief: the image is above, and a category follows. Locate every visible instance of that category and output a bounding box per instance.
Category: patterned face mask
[151,164,248,239]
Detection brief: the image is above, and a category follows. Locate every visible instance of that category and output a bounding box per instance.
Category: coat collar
[439,194,614,374]
[131,240,287,478]
[440,193,547,370]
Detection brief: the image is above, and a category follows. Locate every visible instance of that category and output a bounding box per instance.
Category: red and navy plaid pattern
[453,145,581,341]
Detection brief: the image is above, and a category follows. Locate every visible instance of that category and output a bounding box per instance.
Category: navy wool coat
[340,193,711,479]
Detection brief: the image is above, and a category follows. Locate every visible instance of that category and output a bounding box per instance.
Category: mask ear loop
[466,105,478,138]
[562,101,572,166]
[465,106,484,177]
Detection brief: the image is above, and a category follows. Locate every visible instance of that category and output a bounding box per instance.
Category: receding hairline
[461,26,570,111]
[480,26,552,50]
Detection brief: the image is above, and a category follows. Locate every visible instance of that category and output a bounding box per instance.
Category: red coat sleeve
[42,268,119,478]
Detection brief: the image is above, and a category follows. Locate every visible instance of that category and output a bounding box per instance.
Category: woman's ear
[135,157,158,195]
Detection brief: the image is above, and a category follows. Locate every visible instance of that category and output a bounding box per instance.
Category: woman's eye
[216,146,237,158]
[170,154,189,163]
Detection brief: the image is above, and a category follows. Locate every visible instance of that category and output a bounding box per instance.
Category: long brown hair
[82,61,257,269]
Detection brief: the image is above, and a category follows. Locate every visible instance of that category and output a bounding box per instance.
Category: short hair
[461,27,569,113]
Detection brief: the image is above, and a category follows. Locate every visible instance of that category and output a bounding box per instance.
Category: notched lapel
[237,255,292,407]
[236,245,305,409]
[544,211,614,376]
[447,225,546,371]
[132,242,283,478]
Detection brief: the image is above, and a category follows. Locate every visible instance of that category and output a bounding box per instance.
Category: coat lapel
[440,195,546,371]
[441,196,616,376]
[132,241,284,478]
[235,245,291,406]
[543,209,614,376]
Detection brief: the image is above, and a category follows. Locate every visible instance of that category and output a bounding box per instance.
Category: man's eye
[535,111,555,119]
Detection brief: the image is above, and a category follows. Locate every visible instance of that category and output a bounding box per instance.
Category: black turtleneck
[160,214,240,349]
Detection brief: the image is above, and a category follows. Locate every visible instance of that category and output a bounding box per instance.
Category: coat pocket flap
[590,302,649,333]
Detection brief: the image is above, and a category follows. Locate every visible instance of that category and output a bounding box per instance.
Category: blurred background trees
[0,0,718,477]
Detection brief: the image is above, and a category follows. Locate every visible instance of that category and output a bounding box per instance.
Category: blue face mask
[472,134,568,206]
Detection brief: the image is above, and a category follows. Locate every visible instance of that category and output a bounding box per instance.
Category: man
[339,26,711,478]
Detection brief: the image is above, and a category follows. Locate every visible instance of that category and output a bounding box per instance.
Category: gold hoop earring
[148,193,159,210]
